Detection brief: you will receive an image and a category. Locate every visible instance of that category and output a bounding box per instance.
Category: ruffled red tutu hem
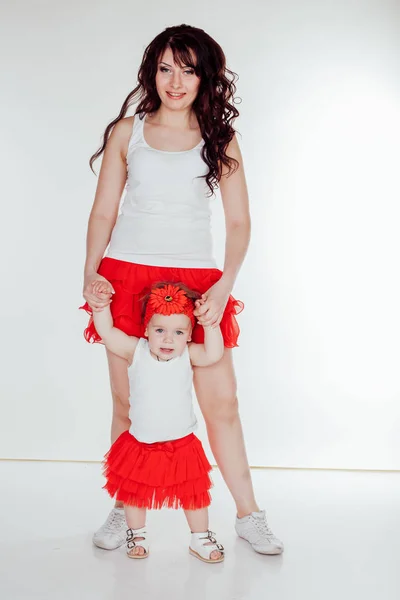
[80,258,244,348]
[103,431,213,510]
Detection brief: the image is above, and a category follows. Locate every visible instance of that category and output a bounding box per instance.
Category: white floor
[0,461,399,600]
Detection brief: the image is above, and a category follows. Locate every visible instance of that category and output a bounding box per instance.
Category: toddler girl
[92,281,225,563]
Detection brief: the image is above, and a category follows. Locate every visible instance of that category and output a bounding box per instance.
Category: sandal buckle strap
[126,527,147,544]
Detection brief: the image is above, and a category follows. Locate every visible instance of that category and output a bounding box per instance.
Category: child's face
[145,313,192,360]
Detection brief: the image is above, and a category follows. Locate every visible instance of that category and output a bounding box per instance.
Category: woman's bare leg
[106,348,131,508]
[193,349,259,518]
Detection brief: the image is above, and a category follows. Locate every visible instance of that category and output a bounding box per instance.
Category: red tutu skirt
[103,431,213,510]
[80,258,244,348]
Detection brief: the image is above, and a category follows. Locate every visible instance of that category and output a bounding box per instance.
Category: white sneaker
[92,507,127,550]
[235,509,284,555]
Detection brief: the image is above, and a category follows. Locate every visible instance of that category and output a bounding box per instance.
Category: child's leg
[184,508,223,561]
[124,506,147,557]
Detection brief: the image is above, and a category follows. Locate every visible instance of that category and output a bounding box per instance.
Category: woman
[81,23,283,555]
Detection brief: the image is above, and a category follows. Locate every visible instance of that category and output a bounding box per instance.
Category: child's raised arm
[189,325,224,367]
[92,304,138,362]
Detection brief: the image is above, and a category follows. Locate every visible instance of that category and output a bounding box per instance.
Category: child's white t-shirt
[128,338,198,443]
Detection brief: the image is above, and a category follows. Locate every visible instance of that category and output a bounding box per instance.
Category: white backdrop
[1,0,399,469]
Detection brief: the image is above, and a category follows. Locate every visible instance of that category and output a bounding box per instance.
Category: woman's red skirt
[80,258,244,348]
[103,431,213,510]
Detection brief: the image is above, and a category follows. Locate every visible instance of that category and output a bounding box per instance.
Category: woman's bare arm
[219,134,251,291]
[84,117,134,278]
[193,135,251,327]
[82,117,134,311]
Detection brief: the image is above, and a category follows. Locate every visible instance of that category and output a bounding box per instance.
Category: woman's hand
[83,272,115,313]
[193,279,232,328]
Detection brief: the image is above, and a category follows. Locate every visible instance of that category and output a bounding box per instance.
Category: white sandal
[189,530,225,563]
[126,526,149,559]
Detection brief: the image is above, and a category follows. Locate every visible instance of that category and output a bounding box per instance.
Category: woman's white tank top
[128,338,198,443]
[106,113,216,269]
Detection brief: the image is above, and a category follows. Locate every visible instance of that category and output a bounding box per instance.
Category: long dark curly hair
[90,24,240,196]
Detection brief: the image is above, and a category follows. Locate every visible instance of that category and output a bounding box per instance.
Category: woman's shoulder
[111,115,135,140]
[109,116,137,158]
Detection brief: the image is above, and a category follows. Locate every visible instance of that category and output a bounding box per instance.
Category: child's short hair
[141,281,201,324]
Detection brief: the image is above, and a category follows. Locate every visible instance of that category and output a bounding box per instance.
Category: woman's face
[155,46,201,111]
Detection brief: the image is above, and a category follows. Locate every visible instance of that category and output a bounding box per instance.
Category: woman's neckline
[142,114,203,155]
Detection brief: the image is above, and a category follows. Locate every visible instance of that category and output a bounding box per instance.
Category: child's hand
[194,297,206,310]
[194,298,206,326]
[83,273,114,313]
[91,280,115,308]
[194,281,230,328]
[92,280,114,297]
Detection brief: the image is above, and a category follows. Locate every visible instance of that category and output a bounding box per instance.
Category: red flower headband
[144,284,196,329]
